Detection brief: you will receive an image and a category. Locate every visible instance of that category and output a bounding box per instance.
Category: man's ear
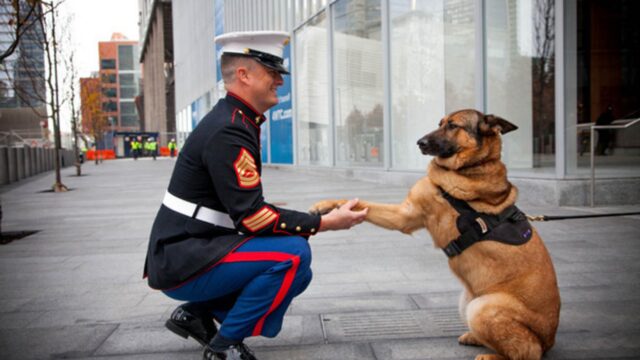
[235,66,250,84]
[479,114,518,135]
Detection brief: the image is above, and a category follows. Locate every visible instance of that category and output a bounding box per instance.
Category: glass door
[566,0,640,176]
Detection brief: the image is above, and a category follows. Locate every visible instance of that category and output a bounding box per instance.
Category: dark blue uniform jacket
[144,93,321,290]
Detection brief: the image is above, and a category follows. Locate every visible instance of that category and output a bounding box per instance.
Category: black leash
[526,212,640,222]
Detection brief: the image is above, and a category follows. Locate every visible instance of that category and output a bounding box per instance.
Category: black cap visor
[256,58,289,75]
[227,49,289,75]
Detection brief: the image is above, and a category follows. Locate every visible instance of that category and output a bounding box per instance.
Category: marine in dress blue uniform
[144,31,367,360]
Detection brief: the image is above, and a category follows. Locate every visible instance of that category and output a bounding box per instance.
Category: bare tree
[65,50,81,175]
[0,0,42,62]
[3,0,69,191]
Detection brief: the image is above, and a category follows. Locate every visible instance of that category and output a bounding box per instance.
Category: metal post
[590,126,595,207]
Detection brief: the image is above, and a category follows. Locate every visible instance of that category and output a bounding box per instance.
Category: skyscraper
[0,0,46,134]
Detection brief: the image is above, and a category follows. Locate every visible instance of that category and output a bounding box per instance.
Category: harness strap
[440,189,528,258]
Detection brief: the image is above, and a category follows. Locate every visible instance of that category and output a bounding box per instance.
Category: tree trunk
[50,2,66,192]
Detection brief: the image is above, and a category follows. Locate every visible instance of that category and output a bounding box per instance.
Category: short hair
[220,54,256,84]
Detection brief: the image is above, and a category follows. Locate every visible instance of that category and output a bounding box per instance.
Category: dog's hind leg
[465,294,543,360]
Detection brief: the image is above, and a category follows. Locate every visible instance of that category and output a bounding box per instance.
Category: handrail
[0,130,50,148]
[589,117,640,206]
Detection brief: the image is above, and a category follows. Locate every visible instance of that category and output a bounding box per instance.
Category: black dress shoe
[202,343,257,360]
[165,305,217,346]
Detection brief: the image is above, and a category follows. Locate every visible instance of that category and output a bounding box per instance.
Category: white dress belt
[162,191,235,229]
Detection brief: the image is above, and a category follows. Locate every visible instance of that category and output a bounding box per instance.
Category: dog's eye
[447,122,458,130]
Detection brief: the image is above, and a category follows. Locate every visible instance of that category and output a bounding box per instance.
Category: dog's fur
[311,109,560,360]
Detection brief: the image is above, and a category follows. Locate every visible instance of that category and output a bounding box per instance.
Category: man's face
[247,63,284,113]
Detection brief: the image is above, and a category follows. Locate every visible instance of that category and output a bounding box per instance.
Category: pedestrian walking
[143,31,367,360]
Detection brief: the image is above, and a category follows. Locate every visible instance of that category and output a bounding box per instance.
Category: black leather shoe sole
[165,318,209,346]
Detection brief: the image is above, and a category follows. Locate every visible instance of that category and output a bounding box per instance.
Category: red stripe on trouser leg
[221,251,301,337]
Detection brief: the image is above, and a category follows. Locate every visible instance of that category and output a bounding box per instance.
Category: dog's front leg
[310,198,423,234]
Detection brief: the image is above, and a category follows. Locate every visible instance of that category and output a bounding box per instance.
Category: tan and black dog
[311,109,560,360]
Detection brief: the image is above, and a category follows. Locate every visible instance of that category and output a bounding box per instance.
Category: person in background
[168,138,177,158]
[145,137,158,160]
[595,105,615,156]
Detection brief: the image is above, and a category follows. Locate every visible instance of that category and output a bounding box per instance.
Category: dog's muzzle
[417,136,457,158]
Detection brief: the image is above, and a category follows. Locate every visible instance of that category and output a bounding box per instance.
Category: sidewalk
[1,158,639,360]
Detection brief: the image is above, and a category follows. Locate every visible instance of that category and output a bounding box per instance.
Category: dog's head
[417,109,517,170]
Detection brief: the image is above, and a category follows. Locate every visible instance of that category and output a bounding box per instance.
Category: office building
[169,0,640,206]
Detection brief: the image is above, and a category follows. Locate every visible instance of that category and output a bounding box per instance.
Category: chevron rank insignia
[242,206,277,232]
[234,148,260,188]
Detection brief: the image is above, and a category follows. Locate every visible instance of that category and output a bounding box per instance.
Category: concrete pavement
[1,158,639,359]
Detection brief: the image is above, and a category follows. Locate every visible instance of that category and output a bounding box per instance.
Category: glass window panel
[390,0,475,170]
[486,0,555,170]
[119,86,137,99]
[295,11,330,165]
[102,101,117,112]
[119,73,134,85]
[101,73,116,83]
[102,87,117,98]
[333,0,384,167]
[121,114,139,127]
[118,45,134,70]
[120,101,136,115]
[566,0,640,176]
[100,59,116,69]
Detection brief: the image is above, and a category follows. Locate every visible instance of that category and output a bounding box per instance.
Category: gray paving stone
[93,322,201,356]
[371,337,485,359]
[322,308,467,343]
[1,159,639,359]
[0,324,117,360]
[256,342,376,360]
[290,294,417,315]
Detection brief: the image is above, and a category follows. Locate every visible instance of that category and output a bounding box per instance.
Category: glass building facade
[168,0,639,205]
[288,0,639,205]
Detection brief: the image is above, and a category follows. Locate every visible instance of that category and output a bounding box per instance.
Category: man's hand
[319,198,368,231]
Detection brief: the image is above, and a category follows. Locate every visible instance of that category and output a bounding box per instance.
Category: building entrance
[574,0,640,170]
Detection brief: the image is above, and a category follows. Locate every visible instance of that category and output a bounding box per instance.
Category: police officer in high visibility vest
[168,138,177,157]
[130,138,141,160]
[143,31,367,360]
[145,137,158,160]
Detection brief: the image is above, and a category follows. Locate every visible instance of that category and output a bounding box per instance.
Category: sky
[53,0,139,133]
[61,0,140,79]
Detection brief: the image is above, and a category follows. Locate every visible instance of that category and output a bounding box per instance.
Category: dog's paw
[458,332,483,347]
[475,355,506,360]
[308,200,345,215]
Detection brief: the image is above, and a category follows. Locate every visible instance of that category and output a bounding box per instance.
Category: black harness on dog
[440,189,533,258]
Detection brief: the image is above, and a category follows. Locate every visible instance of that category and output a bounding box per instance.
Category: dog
[310,109,560,360]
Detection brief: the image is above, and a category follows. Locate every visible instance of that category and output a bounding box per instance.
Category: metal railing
[579,117,640,207]
[0,130,51,148]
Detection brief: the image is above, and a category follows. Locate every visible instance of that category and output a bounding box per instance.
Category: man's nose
[274,73,284,85]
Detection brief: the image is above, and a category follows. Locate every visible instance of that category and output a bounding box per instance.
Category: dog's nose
[417,138,428,147]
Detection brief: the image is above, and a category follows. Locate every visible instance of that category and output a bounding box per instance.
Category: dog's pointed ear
[480,114,518,135]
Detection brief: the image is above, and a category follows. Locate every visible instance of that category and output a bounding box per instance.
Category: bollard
[7,146,17,183]
[35,147,42,174]
[16,147,25,180]
[47,149,53,171]
[30,147,36,176]
[0,147,8,185]
[23,145,31,178]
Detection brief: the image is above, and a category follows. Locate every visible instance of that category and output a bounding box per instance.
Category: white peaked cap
[215,31,290,74]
